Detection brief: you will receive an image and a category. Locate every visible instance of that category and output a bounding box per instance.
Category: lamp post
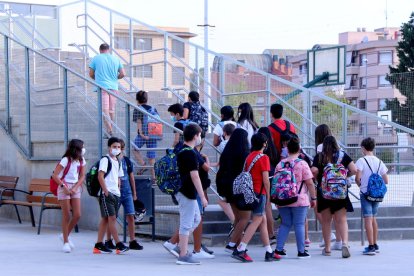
[363,58,368,137]
[139,38,145,90]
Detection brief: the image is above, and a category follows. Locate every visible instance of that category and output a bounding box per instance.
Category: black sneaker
[374,243,380,253]
[265,251,281,262]
[201,244,214,255]
[231,249,253,262]
[269,235,277,245]
[298,251,311,259]
[105,239,116,250]
[129,240,144,250]
[225,244,237,253]
[115,242,129,254]
[274,249,287,258]
[93,242,112,254]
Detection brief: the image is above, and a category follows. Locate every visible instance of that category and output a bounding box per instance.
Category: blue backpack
[154,147,192,195]
[363,158,387,202]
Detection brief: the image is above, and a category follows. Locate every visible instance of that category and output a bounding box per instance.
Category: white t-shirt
[218,139,228,153]
[355,155,388,193]
[238,120,256,147]
[213,121,237,138]
[98,155,124,196]
[58,157,86,183]
[317,143,323,153]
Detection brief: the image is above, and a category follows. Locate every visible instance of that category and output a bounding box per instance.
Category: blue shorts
[119,184,135,215]
[252,194,266,216]
[360,193,380,217]
[134,135,157,159]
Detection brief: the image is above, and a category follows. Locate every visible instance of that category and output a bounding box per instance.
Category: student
[274,137,317,258]
[132,90,158,178]
[105,139,144,251]
[218,123,235,153]
[168,103,189,149]
[93,137,129,254]
[257,127,278,244]
[311,136,357,258]
[52,139,86,253]
[89,43,125,137]
[216,129,250,252]
[183,91,208,133]
[232,133,281,262]
[237,102,259,147]
[175,123,208,265]
[355,137,388,255]
[268,103,296,155]
[213,105,237,147]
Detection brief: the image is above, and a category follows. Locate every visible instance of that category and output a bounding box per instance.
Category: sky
[43,0,414,53]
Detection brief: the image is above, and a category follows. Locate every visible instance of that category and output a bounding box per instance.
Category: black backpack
[269,120,296,148]
[189,102,208,133]
[86,156,112,197]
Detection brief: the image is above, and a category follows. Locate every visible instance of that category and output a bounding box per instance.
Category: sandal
[342,245,351,258]
[137,162,148,175]
[322,248,331,256]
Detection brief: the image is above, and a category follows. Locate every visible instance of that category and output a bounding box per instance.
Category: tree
[385,12,414,130]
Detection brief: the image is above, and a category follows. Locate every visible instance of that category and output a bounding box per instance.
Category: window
[32,5,56,18]
[359,100,366,110]
[378,75,391,87]
[359,77,367,89]
[378,99,388,110]
[345,74,358,89]
[348,120,358,133]
[134,38,152,51]
[348,97,357,107]
[379,51,392,64]
[9,3,30,16]
[359,123,367,135]
[359,53,367,66]
[299,63,307,75]
[114,35,130,50]
[172,39,185,58]
[133,65,153,78]
[172,66,185,85]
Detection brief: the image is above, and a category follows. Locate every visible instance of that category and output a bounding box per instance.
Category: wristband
[311,197,317,201]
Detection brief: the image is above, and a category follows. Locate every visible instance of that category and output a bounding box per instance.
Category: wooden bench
[0,178,61,234]
[0,176,21,223]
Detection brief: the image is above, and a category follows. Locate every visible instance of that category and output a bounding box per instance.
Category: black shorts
[317,189,354,214]
[99,192,120,218]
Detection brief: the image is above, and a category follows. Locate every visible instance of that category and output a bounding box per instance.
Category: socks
[265,245,273,253]
[228,242,236,247]
[237,242,247,251]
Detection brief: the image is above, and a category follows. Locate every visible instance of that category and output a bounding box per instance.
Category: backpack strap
[124,156,133,175]
[246,153,264,173]
[377,160,382,174]
[336,150,345,165]
[102,156,112,178]
[363,157,374,174]
[60,158,72,181]
[269,122,284,134]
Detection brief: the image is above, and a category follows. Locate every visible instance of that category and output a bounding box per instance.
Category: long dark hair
[62,139,84,161]
[237,102,259,130]
[257,127,278,166]
[220,105,235,122]
[220,128,249,166]
[314,124,332,150]
[319,135,340,164]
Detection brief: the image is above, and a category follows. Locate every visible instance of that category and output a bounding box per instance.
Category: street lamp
[139,38,145,90]
[363,58,368,137]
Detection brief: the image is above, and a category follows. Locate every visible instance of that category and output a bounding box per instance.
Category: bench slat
[27,195,59,205]
[1,199,60,208]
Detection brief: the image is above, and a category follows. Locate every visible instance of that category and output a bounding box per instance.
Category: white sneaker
[330,233,336,241]
[163,241,179,258]
[319,233,337,247]
[192,249,215,259]
[332,241,343,251]
[59,233,75,249]
[62,243,71,253]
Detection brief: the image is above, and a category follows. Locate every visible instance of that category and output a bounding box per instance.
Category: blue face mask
[170,115,176,122]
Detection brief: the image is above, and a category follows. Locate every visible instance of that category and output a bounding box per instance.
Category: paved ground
[0,217,412,276]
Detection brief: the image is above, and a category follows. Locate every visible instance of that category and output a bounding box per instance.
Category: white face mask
[81,148,86,156]
[195,135,202,146]
[111,148,121,156]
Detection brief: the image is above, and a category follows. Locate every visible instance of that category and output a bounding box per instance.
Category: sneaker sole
[231,254,253,263]
[342,247,351,258]
[176,261,201,265]
[225,248,235,253]
[163,245,179,258]
[116,249,129,254]
[298,255,311,259]
[93,248,112,254]
[265,257,281,262]
[363,252,376,256]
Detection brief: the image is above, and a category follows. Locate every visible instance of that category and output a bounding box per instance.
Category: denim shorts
[252,194,266,216]
[134,135,157,159]
[360,193,380,217]
[196,194,204,215]
[119,192,135,215]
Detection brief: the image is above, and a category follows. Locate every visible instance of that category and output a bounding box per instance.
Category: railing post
[220,58,225,106]
[25,47,32,157]
[84,0,88,56]
[63,68,69,148]
[129,19,133,91]
[266,75,271,125]
[342,105,348,146]
[109,12,113,50]
[307,89,312,148]
[163,33,168,88]
[125,103,131,158]
[4,36,11,133]
[195,48,199,90]
[97,87,103,157]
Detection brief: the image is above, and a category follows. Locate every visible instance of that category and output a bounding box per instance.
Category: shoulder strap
[103,156,112,178]
[336,150,345,165]
[60,158,72,180]
[285,121,291,132]
[124,156,133,174]
[269,122,284,134]
[246,153,264,173]
[377,160,382,174]
[364,157,374,173]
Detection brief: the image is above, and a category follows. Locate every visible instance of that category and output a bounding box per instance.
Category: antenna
[385,0,388,28]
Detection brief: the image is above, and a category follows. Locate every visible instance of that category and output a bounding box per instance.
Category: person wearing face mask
[52,139,86,253]
[93,137,129,254]
[168,103,190,149]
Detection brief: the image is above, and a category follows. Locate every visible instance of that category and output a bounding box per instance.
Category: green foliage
[386,12,414,130]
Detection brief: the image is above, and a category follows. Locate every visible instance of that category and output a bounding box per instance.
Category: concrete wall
[0,129,101,231]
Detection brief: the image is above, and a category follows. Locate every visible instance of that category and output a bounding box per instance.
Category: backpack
[154,147,192,195]
[85,156,112,197]
[363,158,387,202]
[189,102,208,133]
[320,150,348,200]
[271,159,304,206]
[232,154,265,211]
[269,120,295,148]
[146,107,163,140]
